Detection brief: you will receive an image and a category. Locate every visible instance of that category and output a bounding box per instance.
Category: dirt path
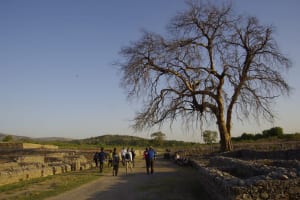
[46,158,211,200]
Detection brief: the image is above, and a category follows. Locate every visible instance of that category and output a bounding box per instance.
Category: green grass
[0,168,104,200]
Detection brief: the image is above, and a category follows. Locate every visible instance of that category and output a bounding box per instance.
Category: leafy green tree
[203,130,218,144]
[262,127,283,137]
[150,131,166,146]
[240,133,255,140]
[2,135,13,142]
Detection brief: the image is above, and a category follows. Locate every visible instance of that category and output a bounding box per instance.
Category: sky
[0,0,299,142]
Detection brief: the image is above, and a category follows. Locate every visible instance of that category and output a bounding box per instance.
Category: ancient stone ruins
[1,141,299,199]
[174,141,300,200]
[0,142,95,186]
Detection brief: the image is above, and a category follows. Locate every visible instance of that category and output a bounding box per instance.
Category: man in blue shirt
[147,147,156,174]
[98,147,106,173]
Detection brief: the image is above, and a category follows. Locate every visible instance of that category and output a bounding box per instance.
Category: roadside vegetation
[232,127,300,142]
[0,168,103,200]
[1,134,203,150]
[2,126,299,149]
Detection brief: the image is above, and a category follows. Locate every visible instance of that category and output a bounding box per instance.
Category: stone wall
[170,141,300,159]
[0,149,95,186]
[17,155,45,164]
[189,151,300,200]
[221,149,300,160]
[0,142,58,150]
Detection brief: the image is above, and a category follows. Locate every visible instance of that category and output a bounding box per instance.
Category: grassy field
[0,167,106,200]
[1,134,299,200]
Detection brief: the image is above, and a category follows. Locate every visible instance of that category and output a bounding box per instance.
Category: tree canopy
[118,1,291,151]
[150,131,166,140]
[203,130,218,144]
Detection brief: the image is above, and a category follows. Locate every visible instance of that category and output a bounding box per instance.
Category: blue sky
[0,0,299,142]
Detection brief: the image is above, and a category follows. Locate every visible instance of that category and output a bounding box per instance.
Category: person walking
[144,147,150,174]
[98,147,106,173]
[130,147,136,168]
[107,150,113,168]
[121,147,127,166]
[112,147,120,176]
[125,148,133,175]
[147,147,156,174]
[93,152,99,167]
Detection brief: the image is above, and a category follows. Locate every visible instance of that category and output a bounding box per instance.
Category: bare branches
[118,0,291,151]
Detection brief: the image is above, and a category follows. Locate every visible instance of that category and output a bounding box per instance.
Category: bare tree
[118,1,291,151]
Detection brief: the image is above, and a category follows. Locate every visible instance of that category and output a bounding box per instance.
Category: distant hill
[0,133,200,147]
[75,134,200,147]
[79,134,148,146]
[34,137,73,142]
[0,133,32,141]
[0,133,72,142]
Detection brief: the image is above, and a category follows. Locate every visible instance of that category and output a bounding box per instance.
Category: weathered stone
[280,174,289,180]
[184,147,300,200]
[0,148,95,186]
[260,191,269,199]
[0,142,58,150]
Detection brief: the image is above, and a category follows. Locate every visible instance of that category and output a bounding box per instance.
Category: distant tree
[118,0,291,152]
[151,131,166,140]
[240,133,255,140]
[203,130,218,144]
[262,127,283,138]
[2,135,13,142]
[253,134,263,140]
[150,131,166,146]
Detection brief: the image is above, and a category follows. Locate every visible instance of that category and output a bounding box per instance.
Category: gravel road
[45,158,211,200]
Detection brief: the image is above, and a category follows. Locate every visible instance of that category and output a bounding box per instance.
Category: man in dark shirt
[98,147,106,173]
[147,147,156,174]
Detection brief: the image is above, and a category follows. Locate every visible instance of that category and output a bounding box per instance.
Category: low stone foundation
[0,142,58,150]
[0,148,95,186]
[0,164,52,185]
[190,151,300,200]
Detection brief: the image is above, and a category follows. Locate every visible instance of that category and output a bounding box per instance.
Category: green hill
[77,134,149,147]
[0,132,201,149]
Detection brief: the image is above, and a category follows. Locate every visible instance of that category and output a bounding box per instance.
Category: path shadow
[86,159,212,200]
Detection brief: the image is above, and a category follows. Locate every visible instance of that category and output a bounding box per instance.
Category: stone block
[41,166,53,177]
[17,155,45,164]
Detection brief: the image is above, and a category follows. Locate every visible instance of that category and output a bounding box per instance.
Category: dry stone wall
[0,142,58,150]
[187,149,300,200]
[0,146,95,186]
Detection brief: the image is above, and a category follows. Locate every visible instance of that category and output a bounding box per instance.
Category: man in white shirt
[121,147,127,166]
[125,148,133,174]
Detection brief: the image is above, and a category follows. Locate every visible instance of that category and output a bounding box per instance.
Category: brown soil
[45,158,211,200]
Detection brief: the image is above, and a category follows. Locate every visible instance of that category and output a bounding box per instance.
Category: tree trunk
[220,129,233,152]
[217,114,233,152]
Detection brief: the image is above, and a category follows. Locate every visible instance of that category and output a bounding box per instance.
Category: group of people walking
[93,146,156,176]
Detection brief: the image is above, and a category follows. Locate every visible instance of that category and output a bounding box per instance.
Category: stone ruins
[174,141,300,200]
[0,142,95,186]
[1,141,299,199]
